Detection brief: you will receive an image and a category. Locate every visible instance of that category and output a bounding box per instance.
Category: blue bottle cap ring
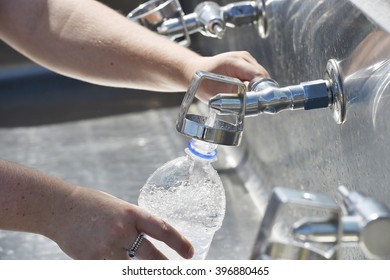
[187,140,218,160]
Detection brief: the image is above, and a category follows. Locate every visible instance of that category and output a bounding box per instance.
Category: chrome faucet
[251,187,341,260]
[251,186,390,260]
[175,59,345,147]
[210,59,346,125]
[293,186,390,259]
[128,0,267,46]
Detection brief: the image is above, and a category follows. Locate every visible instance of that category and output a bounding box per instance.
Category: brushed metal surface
[1,0,390,260]
[188,0,390,259]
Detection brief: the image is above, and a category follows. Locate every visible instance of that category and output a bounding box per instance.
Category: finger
[129,237,169,260]
[240,53,269,75]
[236,51,260,65]
[231,59,270,82]
[221,51,270,80]
[135,210,194,259]
[121,230,168,260]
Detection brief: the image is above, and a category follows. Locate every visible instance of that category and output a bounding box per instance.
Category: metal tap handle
[176,71,246,146]
[128,0,268,43]
[251,187,341,260]
[293,186,390,259]
[127,0,191,46]
[164,1,259,39]
[195,2,225,39]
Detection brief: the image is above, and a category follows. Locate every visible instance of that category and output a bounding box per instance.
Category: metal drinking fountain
[176,59,346,147]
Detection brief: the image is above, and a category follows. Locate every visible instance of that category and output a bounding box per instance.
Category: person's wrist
[40,182,80,243]
[183,54,206,85]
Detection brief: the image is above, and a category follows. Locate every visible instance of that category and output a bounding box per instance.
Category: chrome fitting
[210,78,330,116]
[252,186,390,260]
[128,1,267,45]
[209,59,346,124]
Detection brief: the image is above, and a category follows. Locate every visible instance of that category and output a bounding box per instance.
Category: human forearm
[0,160,75,239]
[0,160,194,259]
[0,0,269,100]
[0,0,198,92]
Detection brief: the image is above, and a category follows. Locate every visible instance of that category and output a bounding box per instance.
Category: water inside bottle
[144,222,216,260]
[138,157,225,259]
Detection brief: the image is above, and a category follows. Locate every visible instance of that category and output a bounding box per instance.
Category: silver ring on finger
[124,232,145,260]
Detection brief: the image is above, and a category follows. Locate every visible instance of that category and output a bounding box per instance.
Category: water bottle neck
[186,139,218,161]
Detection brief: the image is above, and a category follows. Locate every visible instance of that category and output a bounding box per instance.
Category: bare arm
[0,160,193,259]
[0,0,268,98]
[0,0,198,91]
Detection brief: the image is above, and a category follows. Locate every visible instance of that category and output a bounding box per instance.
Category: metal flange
[325,59,346,124]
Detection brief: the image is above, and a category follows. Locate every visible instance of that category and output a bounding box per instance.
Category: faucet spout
[210,59,346,124]
[293,216,360,243]
[209,78,330,117]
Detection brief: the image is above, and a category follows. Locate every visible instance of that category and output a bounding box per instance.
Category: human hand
[185,51,270,103]
[49,186,194,260]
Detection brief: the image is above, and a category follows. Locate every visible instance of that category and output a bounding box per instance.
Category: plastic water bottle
[138,139,226,259]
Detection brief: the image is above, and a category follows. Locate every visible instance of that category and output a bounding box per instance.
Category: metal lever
[294,186,390,259]
[209,59,346,124]
[251,187,341,260]
[128,0,267,45]
[127,0,191,46]
[176,71,246,146]
[252,186,390,260]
